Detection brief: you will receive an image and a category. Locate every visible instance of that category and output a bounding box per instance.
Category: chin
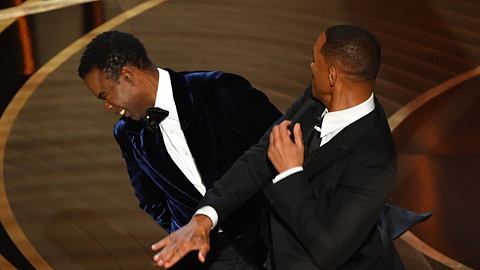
[132,113,148,121]
[129,116,142,121]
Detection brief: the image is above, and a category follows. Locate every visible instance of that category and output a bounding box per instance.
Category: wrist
[278,163,303,173]
[193,214,213,231]
[273,166,303,183]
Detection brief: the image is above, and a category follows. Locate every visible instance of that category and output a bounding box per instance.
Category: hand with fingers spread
[151,215,212,268]
[268,120,304,173]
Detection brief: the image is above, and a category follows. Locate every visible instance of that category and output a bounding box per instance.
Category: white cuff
[272,166,303,184]
[194,206,218,230]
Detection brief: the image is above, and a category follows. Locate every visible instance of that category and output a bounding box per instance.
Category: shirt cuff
[194,206,218,230]
[272,166,303,184]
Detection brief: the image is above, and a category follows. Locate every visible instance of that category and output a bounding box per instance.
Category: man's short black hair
[77,31,154,80]
[322,25,381,81]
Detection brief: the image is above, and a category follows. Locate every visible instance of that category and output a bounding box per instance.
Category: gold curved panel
[391,67,480,270]
[389,66,480,131]
[0,0,168,269]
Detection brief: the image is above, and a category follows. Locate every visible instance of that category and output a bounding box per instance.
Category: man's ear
[121,66,135,85]
[328,66,337,87]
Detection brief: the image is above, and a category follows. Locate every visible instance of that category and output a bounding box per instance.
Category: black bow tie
[144,107,169,132]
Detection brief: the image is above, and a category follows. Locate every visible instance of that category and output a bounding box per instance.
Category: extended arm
[151,86,312,268]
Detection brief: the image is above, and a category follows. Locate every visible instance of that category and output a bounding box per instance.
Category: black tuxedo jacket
[113,69,282,268]
[199,87,407,270]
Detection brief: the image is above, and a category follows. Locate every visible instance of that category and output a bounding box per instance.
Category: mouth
[118,108,132,119]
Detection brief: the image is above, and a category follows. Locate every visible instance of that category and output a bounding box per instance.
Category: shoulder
[351,105,395,161]
[216,72,252,87]
[166,68,249,85]
[181,71,263,105]
[216,75,270,109]
[181,70,252,88]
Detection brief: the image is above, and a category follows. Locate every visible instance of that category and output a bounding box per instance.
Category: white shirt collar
[154,68,179,121]
[320,93,375,138]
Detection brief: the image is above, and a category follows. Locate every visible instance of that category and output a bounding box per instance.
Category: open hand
[151,215,212,268]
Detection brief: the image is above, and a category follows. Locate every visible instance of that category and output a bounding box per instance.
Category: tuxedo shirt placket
[155,68,206,196]
[304,108,327,155]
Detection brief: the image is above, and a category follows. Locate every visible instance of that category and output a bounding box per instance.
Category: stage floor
[1,0,479,269]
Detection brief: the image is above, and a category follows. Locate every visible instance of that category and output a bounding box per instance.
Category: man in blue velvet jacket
[77,31,282,269]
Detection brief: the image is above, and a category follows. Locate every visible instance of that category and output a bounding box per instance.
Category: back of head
[77,31,153,80]
[322,25,381,81]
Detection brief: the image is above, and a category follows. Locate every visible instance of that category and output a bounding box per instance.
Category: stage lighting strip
[0,0,99,21]
[0,253,16,270]
[0,0,100,33]
[389,66,480,270]
[0,0,39,33]
[0,0,168,269]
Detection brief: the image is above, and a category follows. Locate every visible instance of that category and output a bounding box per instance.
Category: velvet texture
[113,70,282,268]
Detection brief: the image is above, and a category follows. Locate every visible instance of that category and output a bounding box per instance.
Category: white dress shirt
[200,93,376,228]
[272,93,375,183]
[155,68,206,196]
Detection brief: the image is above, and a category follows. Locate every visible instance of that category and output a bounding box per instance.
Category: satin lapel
[167,70,219,189]
[304,135,351,172]
[287,97,320,142]
[304,104,380,171]
[126,121,204,203]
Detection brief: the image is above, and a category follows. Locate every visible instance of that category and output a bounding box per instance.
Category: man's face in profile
[310,32,331,101]
[83,67,149,121]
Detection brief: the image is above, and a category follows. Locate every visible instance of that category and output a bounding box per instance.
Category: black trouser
[207,233,259,270]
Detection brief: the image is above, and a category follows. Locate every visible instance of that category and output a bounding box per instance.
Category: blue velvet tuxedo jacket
[113,69,282,267]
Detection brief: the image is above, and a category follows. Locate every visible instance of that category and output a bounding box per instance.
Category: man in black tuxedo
[77,31,282,269]
[152,25,410,269]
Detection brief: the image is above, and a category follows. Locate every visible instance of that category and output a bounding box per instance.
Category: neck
[141,67,160,107]
[325,79,373,112]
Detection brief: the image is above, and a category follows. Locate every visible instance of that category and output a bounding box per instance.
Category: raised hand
[268,120,304,173]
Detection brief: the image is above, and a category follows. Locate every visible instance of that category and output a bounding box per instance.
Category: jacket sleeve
[198,85,312,223]
[262,130,396,269]
[113,120,172,232]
